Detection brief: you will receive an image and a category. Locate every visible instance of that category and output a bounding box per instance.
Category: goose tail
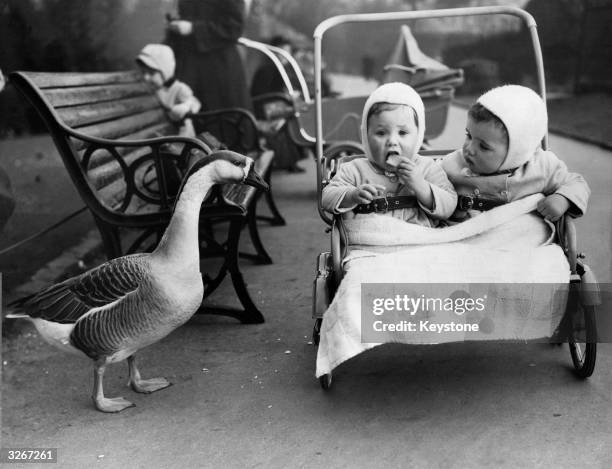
[4,311,30,320]
[4,293,37,319]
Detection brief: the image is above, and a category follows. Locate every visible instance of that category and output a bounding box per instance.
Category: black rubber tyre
[319,373,332,390]
[569,304,597,378]
[312,318,322,346]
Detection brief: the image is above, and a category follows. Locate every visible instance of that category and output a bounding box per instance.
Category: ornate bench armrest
[61,125,212,215]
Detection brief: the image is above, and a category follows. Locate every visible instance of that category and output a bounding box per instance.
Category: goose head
[180,150,269,193]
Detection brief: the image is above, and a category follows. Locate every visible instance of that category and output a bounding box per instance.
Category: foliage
[0,0,167,72]
[2,0,112,71]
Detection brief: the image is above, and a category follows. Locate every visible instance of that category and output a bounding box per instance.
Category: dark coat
[167,0,251,112]
[250,61,287,98]
[0,165,15,232]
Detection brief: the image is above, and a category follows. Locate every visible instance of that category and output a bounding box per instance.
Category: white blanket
[316,195,570,377]
[344,194,554,252]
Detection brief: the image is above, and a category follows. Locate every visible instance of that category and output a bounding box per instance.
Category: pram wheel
[568,304,597,378]
[319,372,332,390]
[312,318,322,346]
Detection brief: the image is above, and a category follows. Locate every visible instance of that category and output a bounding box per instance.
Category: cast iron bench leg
[226,218,265,323]
[198,218,264,324]
[240,196,273,265]
[258,172,286,226]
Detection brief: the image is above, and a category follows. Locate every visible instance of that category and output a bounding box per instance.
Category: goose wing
[9,254,150,324]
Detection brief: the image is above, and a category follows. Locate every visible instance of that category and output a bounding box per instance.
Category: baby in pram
[321,82,457,227]
[442,85,590,223]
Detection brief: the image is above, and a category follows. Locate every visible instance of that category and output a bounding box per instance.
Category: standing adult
[166,0,252,112]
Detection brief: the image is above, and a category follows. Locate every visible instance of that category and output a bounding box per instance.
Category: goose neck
[154,166,216,265]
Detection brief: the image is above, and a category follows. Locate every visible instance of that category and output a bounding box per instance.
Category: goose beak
[244,166,269,191]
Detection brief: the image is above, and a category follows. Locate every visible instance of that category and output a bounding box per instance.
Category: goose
[5,150,268,413]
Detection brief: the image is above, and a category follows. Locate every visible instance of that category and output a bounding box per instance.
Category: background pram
[242,24,464,159]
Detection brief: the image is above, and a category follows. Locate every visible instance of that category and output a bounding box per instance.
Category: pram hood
[477,84,548,172]
[387,25,448,72]
[383,25,464,92]
[361,82,425,162]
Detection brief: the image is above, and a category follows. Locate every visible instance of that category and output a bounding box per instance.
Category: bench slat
[71,109,170,148]
[44,82,150,108]
[98,160,174,214]
[97,165,148,212]
[57,95,161,127]
[87,147,158,190]
[72,121,177,155]
[84,144,154,172]
[22,71,142,88]
[97,177,127,210]
[222,184,256,212]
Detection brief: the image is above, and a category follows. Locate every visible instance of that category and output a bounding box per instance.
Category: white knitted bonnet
[360,82,425,162]
[477,84,548,171]
[136,44,176,82]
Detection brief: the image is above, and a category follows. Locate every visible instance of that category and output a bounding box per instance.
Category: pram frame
[239,37,311,102]
[310,6,598,389]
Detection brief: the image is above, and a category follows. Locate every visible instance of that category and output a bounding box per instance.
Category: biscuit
[386,154,401,167]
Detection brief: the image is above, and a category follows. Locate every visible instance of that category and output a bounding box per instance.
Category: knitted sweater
[322,155,457,227]
[443,148,590,220]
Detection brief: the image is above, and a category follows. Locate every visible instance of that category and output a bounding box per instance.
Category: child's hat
[361,82,425,161]
[136,44,175,82]
[477,84,548,171]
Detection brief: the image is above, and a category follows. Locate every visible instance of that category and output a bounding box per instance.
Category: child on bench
[136,44,201,138]
[442,84,590,222]
[322,82,457,227]
[137,44,215,194]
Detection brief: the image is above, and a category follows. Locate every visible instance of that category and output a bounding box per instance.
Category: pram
[309,6,601,390]
[239,37,311,121]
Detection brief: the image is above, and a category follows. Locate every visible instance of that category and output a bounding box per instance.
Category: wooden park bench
[9,70,283,324]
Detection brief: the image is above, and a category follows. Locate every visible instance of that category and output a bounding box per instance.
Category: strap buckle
[373,195,389,213]
[458,195,474,210]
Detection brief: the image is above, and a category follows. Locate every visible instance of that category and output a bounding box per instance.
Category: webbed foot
[92,361,135,413]
[127,355,172,393]
[93,396,135,413]
[130,377,172,393]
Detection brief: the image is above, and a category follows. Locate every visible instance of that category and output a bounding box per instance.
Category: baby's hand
[344,183,385,207]
[396,157,427,192]
[169,102,191,121]
[537,193,570,221]
[167,20,193,36]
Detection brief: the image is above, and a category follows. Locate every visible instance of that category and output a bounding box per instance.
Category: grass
[546,92,612,149]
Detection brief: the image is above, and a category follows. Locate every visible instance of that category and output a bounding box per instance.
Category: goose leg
[92,361,134,413]
[127,355,171,393]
